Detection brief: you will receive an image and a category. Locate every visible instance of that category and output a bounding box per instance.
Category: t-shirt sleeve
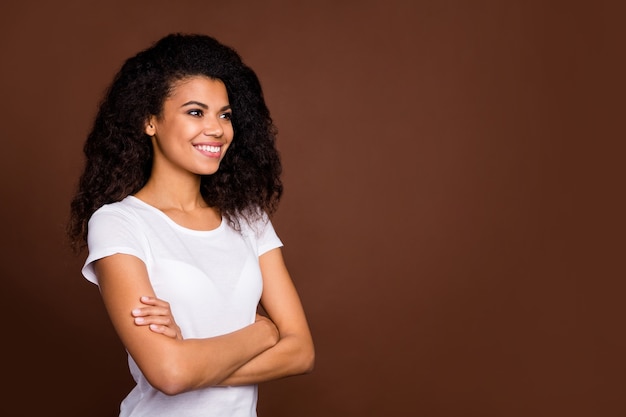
[256,215,284,256]
[81,205,148,286]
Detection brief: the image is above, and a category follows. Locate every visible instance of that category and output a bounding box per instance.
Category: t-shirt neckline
[126,195,225,235]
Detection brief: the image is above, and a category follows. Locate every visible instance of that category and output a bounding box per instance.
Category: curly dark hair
[67,33,282,252]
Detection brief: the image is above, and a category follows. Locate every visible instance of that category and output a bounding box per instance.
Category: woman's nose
[203,117,224,137]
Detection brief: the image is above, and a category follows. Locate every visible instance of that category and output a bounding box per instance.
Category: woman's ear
[145,116,156,136]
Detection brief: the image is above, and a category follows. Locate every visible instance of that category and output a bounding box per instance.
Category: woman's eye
[221,112,233,121]
[188,109,203,117]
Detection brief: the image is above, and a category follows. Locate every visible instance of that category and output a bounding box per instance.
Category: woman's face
[145,75,234,178]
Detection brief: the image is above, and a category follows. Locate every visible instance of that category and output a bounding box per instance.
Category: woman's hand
[131,296,183,340]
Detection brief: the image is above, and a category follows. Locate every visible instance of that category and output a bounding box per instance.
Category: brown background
[1,1,624,416]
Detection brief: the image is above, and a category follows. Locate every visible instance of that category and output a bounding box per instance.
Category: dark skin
[93,77,314,394]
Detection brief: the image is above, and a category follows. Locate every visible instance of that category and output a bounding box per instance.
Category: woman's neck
[134,177,222,231]
[134,175,206,212]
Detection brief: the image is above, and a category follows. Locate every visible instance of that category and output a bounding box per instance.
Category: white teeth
[195,145,220,153]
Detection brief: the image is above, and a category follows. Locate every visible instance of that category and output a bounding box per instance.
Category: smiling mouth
[194,144,221,153]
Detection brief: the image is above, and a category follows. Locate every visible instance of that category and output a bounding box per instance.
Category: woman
[67,33,314,416]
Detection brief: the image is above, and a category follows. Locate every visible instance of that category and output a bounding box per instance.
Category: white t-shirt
[82,196,283,417]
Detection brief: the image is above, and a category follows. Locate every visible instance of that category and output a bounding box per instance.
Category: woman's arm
[216,247,315,386]
[94,253,279,395]
[125,247,315,386]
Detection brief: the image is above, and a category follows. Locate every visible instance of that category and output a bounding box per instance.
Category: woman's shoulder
[236,209,271,232]
[237,210,282,251]
[90,196,145,223]
[92,195,127,211]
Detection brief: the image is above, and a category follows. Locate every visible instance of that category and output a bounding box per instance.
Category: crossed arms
[94,248,315,395]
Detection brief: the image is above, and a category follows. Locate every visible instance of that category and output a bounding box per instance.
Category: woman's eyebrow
[181,101,231,112]
[181,100,208,109]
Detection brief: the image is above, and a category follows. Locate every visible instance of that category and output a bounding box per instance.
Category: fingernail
[141,296,150,301]
[135,317,144,324]
[131,309,140,316]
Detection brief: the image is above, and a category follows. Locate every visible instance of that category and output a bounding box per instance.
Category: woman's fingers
[132,306,171,319]
[131,296,172,318]
[131,296,183,340]
[133,314,174,326]
[139,295,170,307]
[148,323,179,338]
